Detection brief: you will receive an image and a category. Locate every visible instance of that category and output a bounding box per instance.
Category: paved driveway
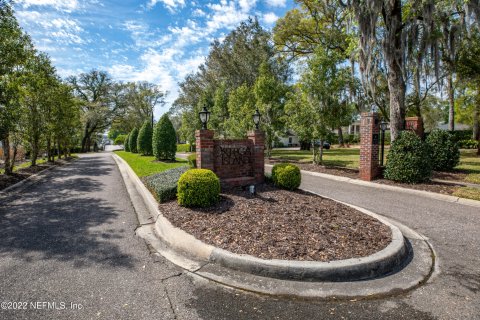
[0,152,478,319]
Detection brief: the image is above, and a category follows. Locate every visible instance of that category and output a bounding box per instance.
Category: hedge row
[143,166,189,203]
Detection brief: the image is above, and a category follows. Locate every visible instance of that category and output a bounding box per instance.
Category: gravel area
[159,184,392,262]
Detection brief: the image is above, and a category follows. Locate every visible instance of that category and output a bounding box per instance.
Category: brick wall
[196,129,265,188]
[359,112,380,181]
[405,117,424,138]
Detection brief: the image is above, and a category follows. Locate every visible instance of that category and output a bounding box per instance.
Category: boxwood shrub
[384,131,432,183]
[425,129,460,171]
[143,166,189,203]
[271,163,301,190]
[177,169,220,207]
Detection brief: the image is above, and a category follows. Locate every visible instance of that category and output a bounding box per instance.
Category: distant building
[436,123,471,131]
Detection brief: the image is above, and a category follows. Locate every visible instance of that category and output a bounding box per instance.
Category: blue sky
[14,0,296,118]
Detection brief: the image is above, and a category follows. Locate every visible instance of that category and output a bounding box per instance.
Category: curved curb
[209,208,406,281]
[113,153,408,282]
[265,164,480,208]
[113,153,435,299]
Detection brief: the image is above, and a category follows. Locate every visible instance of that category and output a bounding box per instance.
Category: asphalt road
[0,152,479,320]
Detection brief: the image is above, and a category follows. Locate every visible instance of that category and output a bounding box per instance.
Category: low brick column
[195,129,214,170]
[247,130,265,184]
[405,117,424,138]
[360,112,380,181]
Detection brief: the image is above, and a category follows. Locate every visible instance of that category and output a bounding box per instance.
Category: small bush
[271,163,301,190]
[114,134,127,146]
[187,154,196,168]
[153,114,176,161]
[426,129,460,171]
[143,167,189,203]
[177,169,220,207]
[129,128,139,153]
[458,139,479,149]
[384,131,432,183]
[124,133,130,151]
[137,120,153,156]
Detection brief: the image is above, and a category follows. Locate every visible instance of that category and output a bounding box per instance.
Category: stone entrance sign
[196,129,264,187]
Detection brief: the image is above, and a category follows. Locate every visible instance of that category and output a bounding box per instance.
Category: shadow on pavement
[0,154,135,269]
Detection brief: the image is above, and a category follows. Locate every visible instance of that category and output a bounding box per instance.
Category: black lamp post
[253,108,261,130]
[199,106,210,130]
[380,120,388,166]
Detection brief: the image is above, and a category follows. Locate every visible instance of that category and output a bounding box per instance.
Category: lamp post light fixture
[199,106,211,130]
[380,120,388,167]
[253,108,261,130]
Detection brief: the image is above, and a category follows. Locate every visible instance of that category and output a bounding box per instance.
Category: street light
[199,106,211,130]
[380,120,388,167]
[253,108,261,130]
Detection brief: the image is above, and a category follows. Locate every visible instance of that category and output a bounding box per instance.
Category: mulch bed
[160,184,392,262]
[0,159,73,191]
[267,159,467,195]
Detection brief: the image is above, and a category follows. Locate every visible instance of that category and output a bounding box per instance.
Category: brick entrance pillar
[360,112,380,181]
[247,130,265,184]
[195,129,214,170]
[405,117,424,138]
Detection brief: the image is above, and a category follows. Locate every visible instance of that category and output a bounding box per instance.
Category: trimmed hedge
[459,139,479,149]
[384,131,432,183]
[137,120,153,156]
[177,144,195,152]
[177,169,220,207]
[271,163,301,190]
[426,129,460,171]
[143,166,189,203]
[187,154,196,168]
[153,114,176,161]
[124,133,130,151]
[129,128,139,153]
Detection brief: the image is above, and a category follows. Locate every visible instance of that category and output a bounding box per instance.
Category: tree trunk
[473,101,479,156]
[383,0,406,142]
[300,140,311,151]
[2,136,12,175]
[337,127,345,147]
[12,143,17,171]
[447,72,455,132]
[31,144,38,166]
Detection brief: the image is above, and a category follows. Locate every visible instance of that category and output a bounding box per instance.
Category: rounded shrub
[271,163,301,190]
[384,131,432,183]
[129,128,139,153]
[426,129,460,171]
[114,134,127,146]
[153,114,177,161]
[137,120,153,156]
[177,169,220,207]
[124,133,130,152]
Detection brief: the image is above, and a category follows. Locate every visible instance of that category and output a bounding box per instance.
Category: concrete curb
[114,153,435,299]
[265,164,480,208]
[113,153,408,282]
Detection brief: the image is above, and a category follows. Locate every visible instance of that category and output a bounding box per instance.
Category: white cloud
[263,12,278,24]
[264,0,286,7]
[146,0,185,12]
[18,0,79,12]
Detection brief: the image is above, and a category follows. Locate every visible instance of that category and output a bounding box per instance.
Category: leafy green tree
[153,114,176,161]
[254,62,289,156]
[129,128,139,153]
[137,120,153,156]
[225,84,256,138]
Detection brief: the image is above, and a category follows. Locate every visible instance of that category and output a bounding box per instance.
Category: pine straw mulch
[159,184,392,262]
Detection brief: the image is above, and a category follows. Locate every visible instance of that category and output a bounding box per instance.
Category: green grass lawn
[456,149,480,175]
[269,147,362,169]
[115,151,187,177]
